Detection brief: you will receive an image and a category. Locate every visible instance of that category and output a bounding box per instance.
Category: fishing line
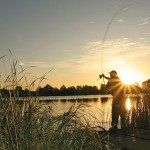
[100,4,132,84]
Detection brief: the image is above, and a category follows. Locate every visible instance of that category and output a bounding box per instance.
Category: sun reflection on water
[126,97,131,110]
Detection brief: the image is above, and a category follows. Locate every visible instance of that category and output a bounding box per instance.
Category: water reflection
[34,95,139,130]
[101,97,109,103]
[126,97,131,110]
[18,94,148,131]
[39,96,112,130]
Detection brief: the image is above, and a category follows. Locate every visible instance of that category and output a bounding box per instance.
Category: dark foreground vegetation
[0,96,114,149]
[126,95,150,129]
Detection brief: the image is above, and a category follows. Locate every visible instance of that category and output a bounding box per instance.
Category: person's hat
[109,70,117,75]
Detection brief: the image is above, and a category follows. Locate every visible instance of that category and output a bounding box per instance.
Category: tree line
[0,85,100,97]
[1,79,150,97]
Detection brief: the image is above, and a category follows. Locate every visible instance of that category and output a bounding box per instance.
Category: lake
[38,94,137,130]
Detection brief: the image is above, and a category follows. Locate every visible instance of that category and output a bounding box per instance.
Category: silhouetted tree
[24,88,30,97]
[76,86,82,95]
[15,86,23,97]
[67,86,76,95]
[52,87,60,96]
[142,79,150,93]
[99,84,106,94]
[60,85,67,95]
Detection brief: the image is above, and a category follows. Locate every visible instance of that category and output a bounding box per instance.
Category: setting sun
[119,69,141,85]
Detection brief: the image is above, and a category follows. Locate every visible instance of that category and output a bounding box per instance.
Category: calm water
[37,95,137,130]
[39,95,136,130]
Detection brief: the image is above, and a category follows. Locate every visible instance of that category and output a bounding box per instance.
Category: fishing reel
[99,74,103,79]
[99,74,104,79]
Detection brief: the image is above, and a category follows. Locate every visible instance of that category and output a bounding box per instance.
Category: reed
[0,52,114,150]
[127,95,150,129]
[0,96,113,149]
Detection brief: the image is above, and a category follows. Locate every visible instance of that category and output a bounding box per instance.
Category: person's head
[110,70,117,78]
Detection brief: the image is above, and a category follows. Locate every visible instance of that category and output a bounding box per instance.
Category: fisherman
[100,70,126,130]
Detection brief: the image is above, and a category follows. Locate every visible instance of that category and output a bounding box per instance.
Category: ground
[109,129,150,150]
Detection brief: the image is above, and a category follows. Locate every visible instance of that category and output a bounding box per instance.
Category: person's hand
[102,74,105,78]
[99,75,102,79]
[99,74,105,79]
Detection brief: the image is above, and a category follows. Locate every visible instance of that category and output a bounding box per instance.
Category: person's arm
[102,74,110,80]
[104,80,111,93]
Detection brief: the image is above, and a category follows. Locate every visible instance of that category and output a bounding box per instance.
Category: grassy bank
[0,96,115,149]
[0,54,113,150]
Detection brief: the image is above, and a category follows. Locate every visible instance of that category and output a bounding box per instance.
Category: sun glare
[126,98,131,110]
[119,69,140,85]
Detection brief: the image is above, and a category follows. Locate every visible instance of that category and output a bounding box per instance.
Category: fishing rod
[99,4,132,84]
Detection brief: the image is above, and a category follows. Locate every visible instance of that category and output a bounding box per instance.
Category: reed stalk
[0,52,114,150]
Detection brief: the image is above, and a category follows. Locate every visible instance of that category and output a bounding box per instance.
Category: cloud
[76,38,150,71]
[90,21,94,24]
[117,19,124,22]
[44,38,150,75]
[138,17,150,26]
[139,21,149,26]
[25,61,51,68]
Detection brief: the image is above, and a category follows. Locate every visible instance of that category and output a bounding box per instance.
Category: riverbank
[109,129,150,150]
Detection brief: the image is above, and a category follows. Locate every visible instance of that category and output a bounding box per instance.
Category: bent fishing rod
[99,4,132,84]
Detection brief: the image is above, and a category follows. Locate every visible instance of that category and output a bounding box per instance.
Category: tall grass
[0,53,114,150]
[132,95,150,129]
[126,95,150,129]
[0,91,112,150]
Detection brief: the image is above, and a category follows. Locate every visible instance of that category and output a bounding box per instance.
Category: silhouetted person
[100,70,126,130]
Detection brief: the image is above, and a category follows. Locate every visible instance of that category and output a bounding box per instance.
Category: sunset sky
[0,0,150,88]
